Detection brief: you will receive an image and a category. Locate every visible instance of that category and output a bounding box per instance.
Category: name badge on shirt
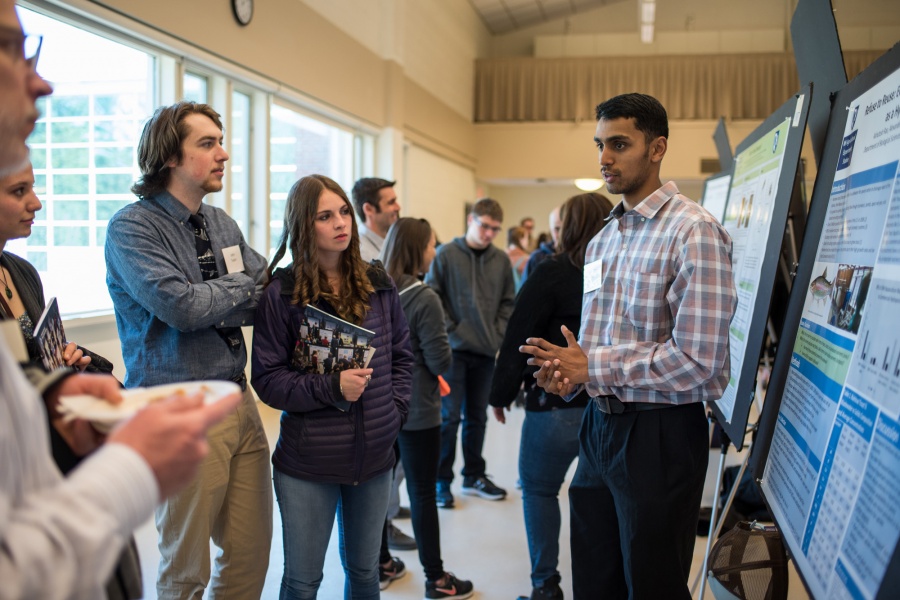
[583,259,603,294]
[222,245,245,274]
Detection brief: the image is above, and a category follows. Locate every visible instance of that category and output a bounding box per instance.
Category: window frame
[19,0,377,319]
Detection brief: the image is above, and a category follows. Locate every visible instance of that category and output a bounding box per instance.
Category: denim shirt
[105,191,267,388]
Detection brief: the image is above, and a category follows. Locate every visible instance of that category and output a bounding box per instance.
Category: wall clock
[232,0,253,26]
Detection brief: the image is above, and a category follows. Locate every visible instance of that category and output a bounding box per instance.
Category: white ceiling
[467,0,628,34]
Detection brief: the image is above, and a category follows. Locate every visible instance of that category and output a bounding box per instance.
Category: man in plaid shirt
[522,93,736,599]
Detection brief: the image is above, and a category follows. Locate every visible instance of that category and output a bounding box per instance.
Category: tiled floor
[133,401,808,599]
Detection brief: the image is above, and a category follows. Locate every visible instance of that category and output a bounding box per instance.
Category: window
[13,6,153,316]
[230,90,251,231]
[269,104,355,260]
[183,72,208,103]
[11,4,373,318]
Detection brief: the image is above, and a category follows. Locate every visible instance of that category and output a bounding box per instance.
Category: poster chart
[761,65,900,600]
[716,104,801,425]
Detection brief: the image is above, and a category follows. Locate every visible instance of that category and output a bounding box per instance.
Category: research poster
[762,67,900,600]
[717,115,794,422]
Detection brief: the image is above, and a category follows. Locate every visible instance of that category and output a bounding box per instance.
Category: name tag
[584,259,603,293]
[223,245,245,274]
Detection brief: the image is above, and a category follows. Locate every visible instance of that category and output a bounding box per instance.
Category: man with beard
[106,102,272,599]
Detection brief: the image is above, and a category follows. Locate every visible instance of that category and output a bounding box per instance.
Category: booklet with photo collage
[291,304,376,375]
[33,297,67,371]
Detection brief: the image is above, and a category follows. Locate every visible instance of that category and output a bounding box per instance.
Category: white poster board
[761,66,900,600]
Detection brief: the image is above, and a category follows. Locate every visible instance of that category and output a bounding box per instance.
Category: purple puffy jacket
[251,263,412,484]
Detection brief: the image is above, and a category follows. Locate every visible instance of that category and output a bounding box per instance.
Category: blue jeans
[438,350,494,483]
[274,469,391,600]
[519,407,584,588]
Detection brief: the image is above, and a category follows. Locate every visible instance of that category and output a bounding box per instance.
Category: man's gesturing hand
[519,325,589,396]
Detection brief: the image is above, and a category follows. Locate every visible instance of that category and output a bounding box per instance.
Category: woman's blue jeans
[274,468,392,600]
[519,407,584,588]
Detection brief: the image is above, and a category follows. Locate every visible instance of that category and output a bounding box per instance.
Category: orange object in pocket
[438,375,451,397]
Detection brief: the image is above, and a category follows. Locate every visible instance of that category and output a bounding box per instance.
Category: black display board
[752,44,900,600]
[708,85,811,450]
[713,116,734,173]
[791,0,847,167]
[769,165,809,351]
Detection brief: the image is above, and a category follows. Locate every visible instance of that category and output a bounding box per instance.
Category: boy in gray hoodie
[425,198,516,507]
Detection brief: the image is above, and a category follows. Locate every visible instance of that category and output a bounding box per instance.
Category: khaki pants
[155,387,273,600]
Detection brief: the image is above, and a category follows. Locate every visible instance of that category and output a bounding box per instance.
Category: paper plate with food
[58,380,241,433]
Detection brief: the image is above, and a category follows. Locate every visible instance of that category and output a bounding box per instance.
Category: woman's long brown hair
[381,217,433,284]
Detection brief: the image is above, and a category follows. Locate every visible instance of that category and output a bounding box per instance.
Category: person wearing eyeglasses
[0,16,45,178]
[425,198,515,509]
[0,2,242,598]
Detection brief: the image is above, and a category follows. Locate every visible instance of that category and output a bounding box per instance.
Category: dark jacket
[251,262,413,484]
[520,241,555,286]
[1,252,114,373]
[424,236,515,357]
[1,251,46,361]
[396,275,452,431]
[489,255,590,412]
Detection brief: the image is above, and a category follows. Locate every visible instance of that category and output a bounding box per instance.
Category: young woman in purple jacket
[251,174,413,600]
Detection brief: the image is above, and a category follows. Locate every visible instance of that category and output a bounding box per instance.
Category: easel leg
[692,418,756,599]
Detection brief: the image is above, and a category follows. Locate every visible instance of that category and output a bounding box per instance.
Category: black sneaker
[379,556,407,590]
[436,481,455,508]
[461,475,507,500]
[388,521,417,551]
[425,571,474,599]
[519,581,563,600]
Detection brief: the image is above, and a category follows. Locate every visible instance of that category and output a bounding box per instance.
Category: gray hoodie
[424,236,516,358]
[397,275,453,430]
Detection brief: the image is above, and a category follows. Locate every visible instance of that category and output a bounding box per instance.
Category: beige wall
[403,145,478,245]
[89,0,483,165]
[298,0,491,121]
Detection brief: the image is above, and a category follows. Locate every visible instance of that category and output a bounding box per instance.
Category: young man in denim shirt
[106,102,272,600]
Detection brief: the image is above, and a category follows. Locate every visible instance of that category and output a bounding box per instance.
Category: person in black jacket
[490,192,612,600]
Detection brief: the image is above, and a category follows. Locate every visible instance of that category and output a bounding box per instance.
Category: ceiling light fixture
[574,178,604,191]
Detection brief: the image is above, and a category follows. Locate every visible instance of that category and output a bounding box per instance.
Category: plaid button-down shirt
[579,181,737,405]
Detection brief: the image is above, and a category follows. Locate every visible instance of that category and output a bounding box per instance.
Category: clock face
[232,0,253,26]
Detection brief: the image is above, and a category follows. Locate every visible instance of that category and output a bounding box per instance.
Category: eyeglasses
[0,33,43,71]
[473,217,502,234]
